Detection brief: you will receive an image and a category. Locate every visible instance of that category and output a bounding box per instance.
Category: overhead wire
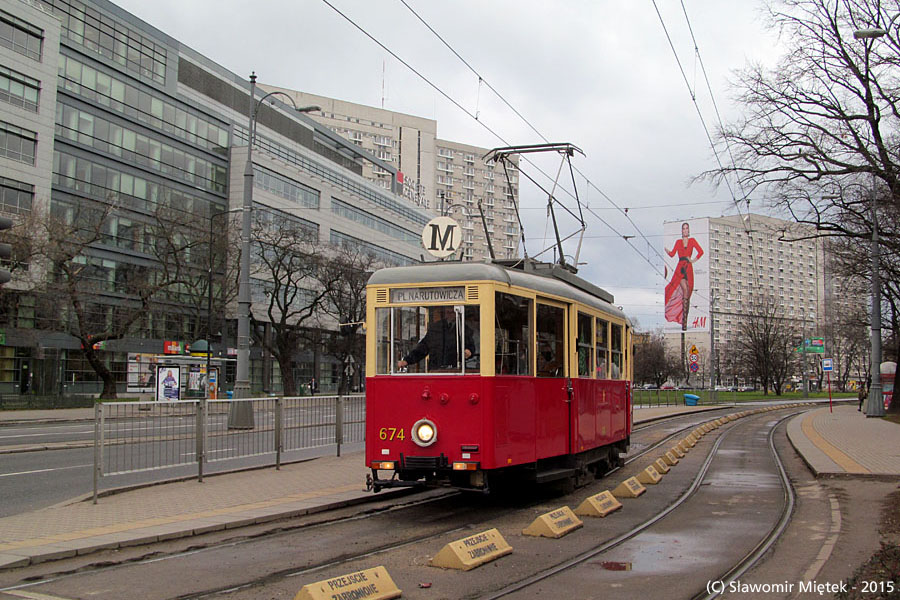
[322,0,745,301]
[389,0,668,276]
[657,0,766,295]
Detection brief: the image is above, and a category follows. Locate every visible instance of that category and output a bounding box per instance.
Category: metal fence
[93,395,365,502]
[632,388,736,408]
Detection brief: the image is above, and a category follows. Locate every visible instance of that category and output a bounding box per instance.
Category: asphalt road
[0,421,96,447]
[0,437,361,519]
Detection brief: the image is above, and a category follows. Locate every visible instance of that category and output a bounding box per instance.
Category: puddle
[703,471,781,489]
[596,561,632,571]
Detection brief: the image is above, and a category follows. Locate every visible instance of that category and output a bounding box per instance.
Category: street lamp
[853,28,887,417]
[234,73,321,401]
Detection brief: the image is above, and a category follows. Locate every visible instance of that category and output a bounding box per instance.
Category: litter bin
[684,393,699,406]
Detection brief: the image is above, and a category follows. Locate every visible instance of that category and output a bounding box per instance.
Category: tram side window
[610,323,624,380]
[577,312,593,378]
[536,303,565,377]
[391,305,480,374]
[495,292,532,376]
[596,318,609,379]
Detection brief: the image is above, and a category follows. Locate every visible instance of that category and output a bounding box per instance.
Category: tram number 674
[379,427,406,441]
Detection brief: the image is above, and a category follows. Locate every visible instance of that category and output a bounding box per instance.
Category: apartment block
[664,213,842,385]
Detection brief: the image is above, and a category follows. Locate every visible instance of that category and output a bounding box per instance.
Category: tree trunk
[276,349,297,397]
[83,346,117,399]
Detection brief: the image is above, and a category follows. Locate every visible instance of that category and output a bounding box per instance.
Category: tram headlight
[412,418,437,447]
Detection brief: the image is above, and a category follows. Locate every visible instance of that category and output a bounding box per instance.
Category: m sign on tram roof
[422,216,461,259]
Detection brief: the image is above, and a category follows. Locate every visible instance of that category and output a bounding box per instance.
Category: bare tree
[706,0,900,224]
[31,200,181,398]
[735,295,800,395]
[703,0,900,368]
[315,244,380,395]
[634,330,680,388]
[249,211,339,397]
[146,205,241,344]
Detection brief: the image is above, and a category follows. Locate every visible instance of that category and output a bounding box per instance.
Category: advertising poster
[126,353,158,393]
[156,365,181,401]
[663,218,710,333]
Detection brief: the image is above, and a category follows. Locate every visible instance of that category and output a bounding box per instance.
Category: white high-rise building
[663,214,842,385]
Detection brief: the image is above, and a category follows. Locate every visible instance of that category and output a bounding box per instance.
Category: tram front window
[376,305,480,375]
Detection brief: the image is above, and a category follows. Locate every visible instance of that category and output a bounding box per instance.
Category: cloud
[114,0,782,330]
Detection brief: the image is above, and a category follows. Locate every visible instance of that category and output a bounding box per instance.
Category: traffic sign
[689,362,699,373]
[689,353,700,363]
[822,358,833,372]
[689,345,699,355]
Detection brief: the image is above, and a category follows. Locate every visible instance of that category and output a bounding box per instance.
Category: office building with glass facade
[0,0,435,396]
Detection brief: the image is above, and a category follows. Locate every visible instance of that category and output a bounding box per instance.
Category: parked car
[661,384,675,390]
[641,384,658,390]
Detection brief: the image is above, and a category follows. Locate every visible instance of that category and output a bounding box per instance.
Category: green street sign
[795,337,825,354]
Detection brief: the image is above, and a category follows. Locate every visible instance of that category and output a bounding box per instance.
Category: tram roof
[368,260,630,323]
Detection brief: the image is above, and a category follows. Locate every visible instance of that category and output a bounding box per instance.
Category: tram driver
[397,305,476,371]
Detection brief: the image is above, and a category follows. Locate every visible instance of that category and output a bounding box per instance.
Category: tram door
[534,301,569,459]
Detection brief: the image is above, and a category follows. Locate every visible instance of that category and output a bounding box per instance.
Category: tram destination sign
[390,286,465,304]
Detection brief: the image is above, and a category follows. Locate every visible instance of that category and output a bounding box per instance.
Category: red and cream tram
[365,259,633,493]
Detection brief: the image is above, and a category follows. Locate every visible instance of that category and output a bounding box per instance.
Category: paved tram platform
[0,401,897,570]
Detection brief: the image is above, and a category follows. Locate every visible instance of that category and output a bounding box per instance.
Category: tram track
[0,407,795,600]
[692,412,796,600]
[482,406,803,600]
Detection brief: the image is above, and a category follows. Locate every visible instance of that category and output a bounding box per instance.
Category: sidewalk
[1,401,892,570]
[786,404,900,477]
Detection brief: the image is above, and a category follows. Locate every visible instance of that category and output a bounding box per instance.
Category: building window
[253,165,319,209]
[45,0,166,84]
[58,55,229,152]
[0,66,40,112]
[0,177,33,214]
[0,122,36,164]
[332,199,419,244]
[330,230,412,266]
[0,10,43,61]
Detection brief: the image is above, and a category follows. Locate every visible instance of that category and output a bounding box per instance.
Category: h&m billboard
[663,218,710,333]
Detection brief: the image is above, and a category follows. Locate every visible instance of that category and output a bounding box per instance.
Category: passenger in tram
[597,360,621,380]
[397,306,476,370]
[537,337,562,376]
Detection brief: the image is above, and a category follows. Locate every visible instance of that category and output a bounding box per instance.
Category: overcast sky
[113,0,784,330]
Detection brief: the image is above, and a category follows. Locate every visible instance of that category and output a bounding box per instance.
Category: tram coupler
[367,469,423,492]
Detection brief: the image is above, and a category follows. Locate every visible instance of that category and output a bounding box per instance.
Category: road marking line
[799,494,842,589]
[4,590,76,600]
[0,431,93,439]
[0,464,92,478]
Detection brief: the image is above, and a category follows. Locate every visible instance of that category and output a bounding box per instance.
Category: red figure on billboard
[665,222,704,330]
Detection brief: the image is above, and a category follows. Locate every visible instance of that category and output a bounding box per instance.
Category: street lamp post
[234,72,320,402]
[867,178,884,416]
[853,28,887,417]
